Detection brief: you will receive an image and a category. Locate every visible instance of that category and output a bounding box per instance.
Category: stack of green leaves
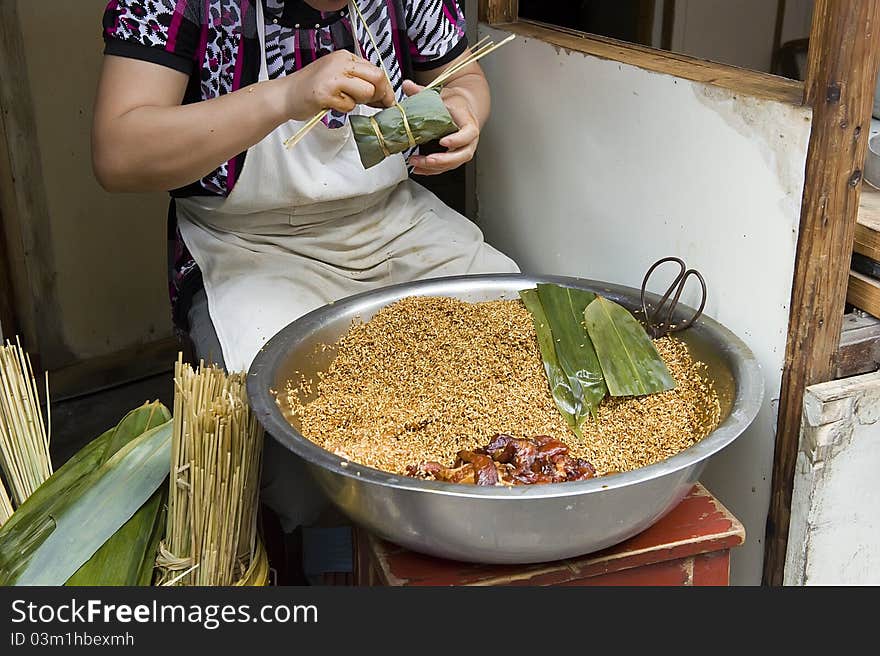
[519,284,676,433]
[0,402,172,586]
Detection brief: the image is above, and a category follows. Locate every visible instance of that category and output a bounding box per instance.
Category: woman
[94,0,518,561]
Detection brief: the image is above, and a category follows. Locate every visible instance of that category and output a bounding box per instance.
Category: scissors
[639,257,707,339]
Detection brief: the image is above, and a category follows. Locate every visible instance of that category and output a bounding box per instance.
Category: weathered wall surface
[14,0,171,363]
[476,27,812,585]
[786,373,880,585]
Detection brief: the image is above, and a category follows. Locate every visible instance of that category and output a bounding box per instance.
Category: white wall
[476,27,812,585]
[786,373,880,585]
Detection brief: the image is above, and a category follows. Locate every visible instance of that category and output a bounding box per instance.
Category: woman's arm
[92,52,395,193]
[404,53,490,176]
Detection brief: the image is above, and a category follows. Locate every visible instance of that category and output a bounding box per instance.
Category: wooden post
[0,208,17,339]
[479,0,518,25]
[764,0,880,586]
[0,0,70,366]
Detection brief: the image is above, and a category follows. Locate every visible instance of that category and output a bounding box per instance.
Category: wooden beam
[0,207,17,339]
[478,0,517,25]
[771,0,787,74]
[48,337,180,402]
[0,1,72,367]
[501,20,805,106]
[848,269,880,318]
[854,184,880,259]
[763,0,880,586]
[804,0,829,105]
[636,0,656,48]
[836,312,880,378]
[660,0,676,51]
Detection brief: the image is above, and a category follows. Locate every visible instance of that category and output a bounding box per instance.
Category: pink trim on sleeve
[166,0,189,52]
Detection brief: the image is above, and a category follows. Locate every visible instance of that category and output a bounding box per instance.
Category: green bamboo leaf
[0,401,171,571]
[65,486,166,587]
[135,491,167,586]
[536,284,607,420]
[351,89,459,169]
[100,402,171,466]
[519,289,582,437]
[0,515,55,584]
[583,296,677,397]
[9,419,172,586]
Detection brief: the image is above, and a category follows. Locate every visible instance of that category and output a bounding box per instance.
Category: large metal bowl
[248,274,763,564]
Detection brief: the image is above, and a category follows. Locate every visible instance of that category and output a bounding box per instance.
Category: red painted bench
[354,483,745,586]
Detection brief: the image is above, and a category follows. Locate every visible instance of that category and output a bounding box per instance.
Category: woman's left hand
[402,81,480,176]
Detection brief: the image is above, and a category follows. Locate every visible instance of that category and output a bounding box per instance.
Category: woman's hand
[402,81,481,176]
[92,51,396,193]
[284,51,396,120]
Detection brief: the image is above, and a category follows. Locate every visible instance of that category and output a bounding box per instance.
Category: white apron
[176,0,519,374]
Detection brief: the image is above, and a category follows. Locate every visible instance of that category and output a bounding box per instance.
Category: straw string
[370,116,391,157]
[397,104,416,148]
[284,3,515,150]
[0,337,53,511]
[158,354,265,586]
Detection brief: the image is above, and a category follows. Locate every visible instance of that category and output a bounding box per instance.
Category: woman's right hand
[283,51,396,120]
[92,52,395,193]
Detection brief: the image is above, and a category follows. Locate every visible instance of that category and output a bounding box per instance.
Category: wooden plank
[836,312,880,378]
[854,185,880,260]
[478,0,517,25]
[853,224,880,261]
[496,20,805,106]
[804,0,829,105]
[48,337,179,402]
[0,11,36,352]
[771,0,787,74]
[636,0,656,48]
[660,0,675,51]
[561,557,694,586]
[847,269,880,318]
[764,0,880,587]
[0,1,71,367]
[0,207,17,339]
[361,483,744,586]
[691,552,732,586]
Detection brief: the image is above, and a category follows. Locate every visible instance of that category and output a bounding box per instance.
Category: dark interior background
[518,1,648,46]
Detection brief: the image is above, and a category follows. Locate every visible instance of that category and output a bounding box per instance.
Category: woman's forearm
[93,77,289,193]
[92,52,394,193]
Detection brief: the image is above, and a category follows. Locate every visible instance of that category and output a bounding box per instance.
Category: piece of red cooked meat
[407,434,596,486]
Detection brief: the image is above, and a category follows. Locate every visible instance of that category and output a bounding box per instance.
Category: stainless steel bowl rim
[247,274,764,501]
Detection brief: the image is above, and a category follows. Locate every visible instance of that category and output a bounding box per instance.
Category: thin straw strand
[0,479,12,526]
[284,4,515,150]
[426,33,517,89]
[158,356,265,586]
[0,338,53,508]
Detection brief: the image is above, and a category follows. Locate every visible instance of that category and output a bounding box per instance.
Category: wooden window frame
[478,0,805,106]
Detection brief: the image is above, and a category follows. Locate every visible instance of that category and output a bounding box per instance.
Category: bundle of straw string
[157,355,266,586]
[283,1,516,150]
[0,337,52,526]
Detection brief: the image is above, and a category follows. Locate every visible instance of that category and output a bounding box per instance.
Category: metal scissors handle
[640,257,707,339]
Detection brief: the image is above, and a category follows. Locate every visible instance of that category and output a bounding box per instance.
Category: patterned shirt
[102,0,468,329]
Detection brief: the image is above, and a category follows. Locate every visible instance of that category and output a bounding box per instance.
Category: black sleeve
[405,0,470,72]
[102,0,202,75]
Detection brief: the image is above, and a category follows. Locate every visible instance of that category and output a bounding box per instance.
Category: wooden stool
[354,483,744,586]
